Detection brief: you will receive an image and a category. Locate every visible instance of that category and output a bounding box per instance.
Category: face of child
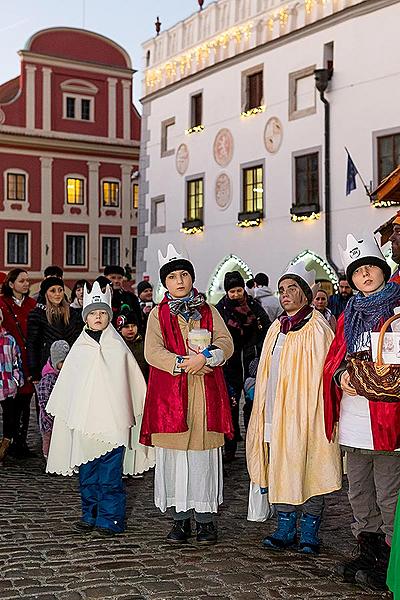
[165,270,193,298]
[56,360,64,371]
[121,323,138,341]
[75,285,84,302]
[352,264,385,296]
[86,310,109,330]
[313,291,328,311]
[46,285,64,306]
[278,278,307,315]
[139,288,153,302]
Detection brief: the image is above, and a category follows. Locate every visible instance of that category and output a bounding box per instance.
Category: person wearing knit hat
[117,309,148,381]
[103,266,143,331]
[324,232,400,590]
[247,261,341,555]
[46,280,155,535]
[216,271,271,462]
[140,243,234,545]
[137,281,156,332]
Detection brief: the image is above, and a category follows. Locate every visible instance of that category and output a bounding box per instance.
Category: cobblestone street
[0,411,391,600]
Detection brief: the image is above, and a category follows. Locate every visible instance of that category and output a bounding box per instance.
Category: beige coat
[144,305,234,451]
[246,310,342,505]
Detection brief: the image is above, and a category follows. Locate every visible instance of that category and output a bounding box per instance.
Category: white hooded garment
[46,324,155,476]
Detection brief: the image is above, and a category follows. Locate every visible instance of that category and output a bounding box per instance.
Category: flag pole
[345,147,373,200]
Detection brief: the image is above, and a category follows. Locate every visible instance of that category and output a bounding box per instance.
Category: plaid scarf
[167,290,206,322]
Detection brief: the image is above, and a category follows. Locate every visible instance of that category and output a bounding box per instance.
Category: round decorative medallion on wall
[213,128,234,167]
[176,143,189,175]
[215,173,232,210]
[264,117,283,154]
[0,109,5,125]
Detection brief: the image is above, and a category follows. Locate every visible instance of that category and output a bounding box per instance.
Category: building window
[186,178,204,222]
[190,93,203,128]
[377,133,400,182]
[65,235,86,266]
[291,152,320,218]
[243,166,264,213]
[132,184,139,209]
[6,232,28,265]
[102,181,120,207]
[7,173,26,201]
[66,177,84,205]
[102,237,120,266]
[151,195,166,233]
[161,117,175,157]
[245,70,263,111]
[132,237,137,266]
[288,66,316,121]
[64,94,94,121]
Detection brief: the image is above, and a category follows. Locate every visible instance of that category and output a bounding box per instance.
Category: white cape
[46,325,155,476]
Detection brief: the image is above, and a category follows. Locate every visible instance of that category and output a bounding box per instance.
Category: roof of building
[0,77,20,104]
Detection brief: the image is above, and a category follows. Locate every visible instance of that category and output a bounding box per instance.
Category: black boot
[355,534,390,591]
[337,532,380,582]
[166,518,192,544]
[196,521,217,545]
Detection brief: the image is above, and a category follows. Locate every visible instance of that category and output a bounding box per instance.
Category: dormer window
[61,79,98,122]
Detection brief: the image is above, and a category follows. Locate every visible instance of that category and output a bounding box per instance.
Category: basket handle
[377,313,400,366]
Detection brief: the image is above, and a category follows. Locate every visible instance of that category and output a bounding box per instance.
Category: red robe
[140,296,234,447]
[323,313,400,451]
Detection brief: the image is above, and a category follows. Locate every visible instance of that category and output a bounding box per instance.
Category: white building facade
[138,0,400,302]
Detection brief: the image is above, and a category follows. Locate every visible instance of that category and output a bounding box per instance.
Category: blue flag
[346,150,358,196]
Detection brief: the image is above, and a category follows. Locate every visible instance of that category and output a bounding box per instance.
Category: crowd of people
[0,214,400,598]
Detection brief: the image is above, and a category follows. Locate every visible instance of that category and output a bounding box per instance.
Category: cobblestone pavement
[0,410,392,600]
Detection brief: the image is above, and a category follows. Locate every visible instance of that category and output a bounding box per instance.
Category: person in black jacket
[27,278,81,382]
[216,271,271,462]
[103,265,143,331]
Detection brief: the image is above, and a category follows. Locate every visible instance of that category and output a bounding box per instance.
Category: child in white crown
[46,282,154,536]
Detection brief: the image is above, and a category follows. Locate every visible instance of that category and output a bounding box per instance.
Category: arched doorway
[288,250,338,294]
[207,254,253,305]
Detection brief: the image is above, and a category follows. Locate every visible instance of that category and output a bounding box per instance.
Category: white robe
[46,325,155,476]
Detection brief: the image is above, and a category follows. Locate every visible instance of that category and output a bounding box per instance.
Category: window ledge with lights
[237,210,263,228]
[185,125,205,135]
[181,218,204,234]
[290,204,320,222]
[241,105,265,119]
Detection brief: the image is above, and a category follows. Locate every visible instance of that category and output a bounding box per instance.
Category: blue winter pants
[79,446,126,533]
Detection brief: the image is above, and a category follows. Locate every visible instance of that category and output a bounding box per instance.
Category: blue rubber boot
[262,511,297,550]
[299,513,321,555]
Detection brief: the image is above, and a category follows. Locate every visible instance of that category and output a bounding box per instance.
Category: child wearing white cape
[46,282,155,535]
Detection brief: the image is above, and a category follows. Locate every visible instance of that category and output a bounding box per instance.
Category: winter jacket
[124,335,149,382]
[27,304,81,381]
[36,360,58,433]
[0,329,24,401]
[0,295,36,394]
[111,289,143,331]
[253,286,282,322]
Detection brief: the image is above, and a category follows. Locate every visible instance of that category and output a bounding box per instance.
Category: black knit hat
[346,256,392,289]
[40,277,64,297]
[160,259,195,287]
[116,310,139,331]
[278,274,313,305]
[137,280,152,296]
[104,265,124,277]
[224,271,245,293]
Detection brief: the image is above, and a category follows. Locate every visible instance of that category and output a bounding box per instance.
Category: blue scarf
[167,290,205,322]
[344,282,400,353]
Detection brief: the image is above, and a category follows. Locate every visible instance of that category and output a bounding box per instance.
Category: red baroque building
[0,27,141,285]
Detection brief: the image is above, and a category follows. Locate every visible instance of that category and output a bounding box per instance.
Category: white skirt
[154,447,223,514]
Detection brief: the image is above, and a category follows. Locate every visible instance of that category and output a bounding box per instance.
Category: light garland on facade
[185,124,205,135]
[291,212,321,222]
[180,225,204,234]
[207,254,253,299]
[373,199,400,208]
[236,218,262,228]
[240,105,265,118]
[290,250,339,290]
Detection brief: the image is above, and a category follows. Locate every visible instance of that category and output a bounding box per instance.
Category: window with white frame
[102,181,120,207]
[151,195,166,233]
[242,66,264,112]
[132,183,139,209]
[65,235,86,266]
[102,237,120,266]
[289,66,316,121]
[65,177,85,205]
[161,117,175,158]
[131,237,137,267]
[6,172,26,201]
[63,94,94,121]
[6,232,29,265]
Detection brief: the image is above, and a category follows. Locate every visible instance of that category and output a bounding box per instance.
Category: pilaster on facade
[107,78,117,140]
[87,160,100,273]
[120,163,133,266]
[42,68,52,132]
[122,81,131,141]
[25,64,37,130]
[40,157,53,270]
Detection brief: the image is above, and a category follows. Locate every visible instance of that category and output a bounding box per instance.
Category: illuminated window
[243,166,263,213]
[7,173,26,201]
[102,181,120,207]
[66,178,84,205]
[186,178,203,222]
[133,183,139,209]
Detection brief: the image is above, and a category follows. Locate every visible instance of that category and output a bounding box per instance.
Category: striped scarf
[167,290,206,322]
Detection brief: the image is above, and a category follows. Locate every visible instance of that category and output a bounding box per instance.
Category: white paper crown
[338,233,385,272]
[280,261,316,289]
[158,243,184,268]
[83,281,112,312]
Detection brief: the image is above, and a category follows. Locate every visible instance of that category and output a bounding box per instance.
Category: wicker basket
[347,313,400,403]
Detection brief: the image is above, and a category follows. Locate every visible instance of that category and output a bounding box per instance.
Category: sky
[0,0,213,107]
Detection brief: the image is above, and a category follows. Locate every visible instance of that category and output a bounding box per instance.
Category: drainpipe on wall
[314,68,339,273]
